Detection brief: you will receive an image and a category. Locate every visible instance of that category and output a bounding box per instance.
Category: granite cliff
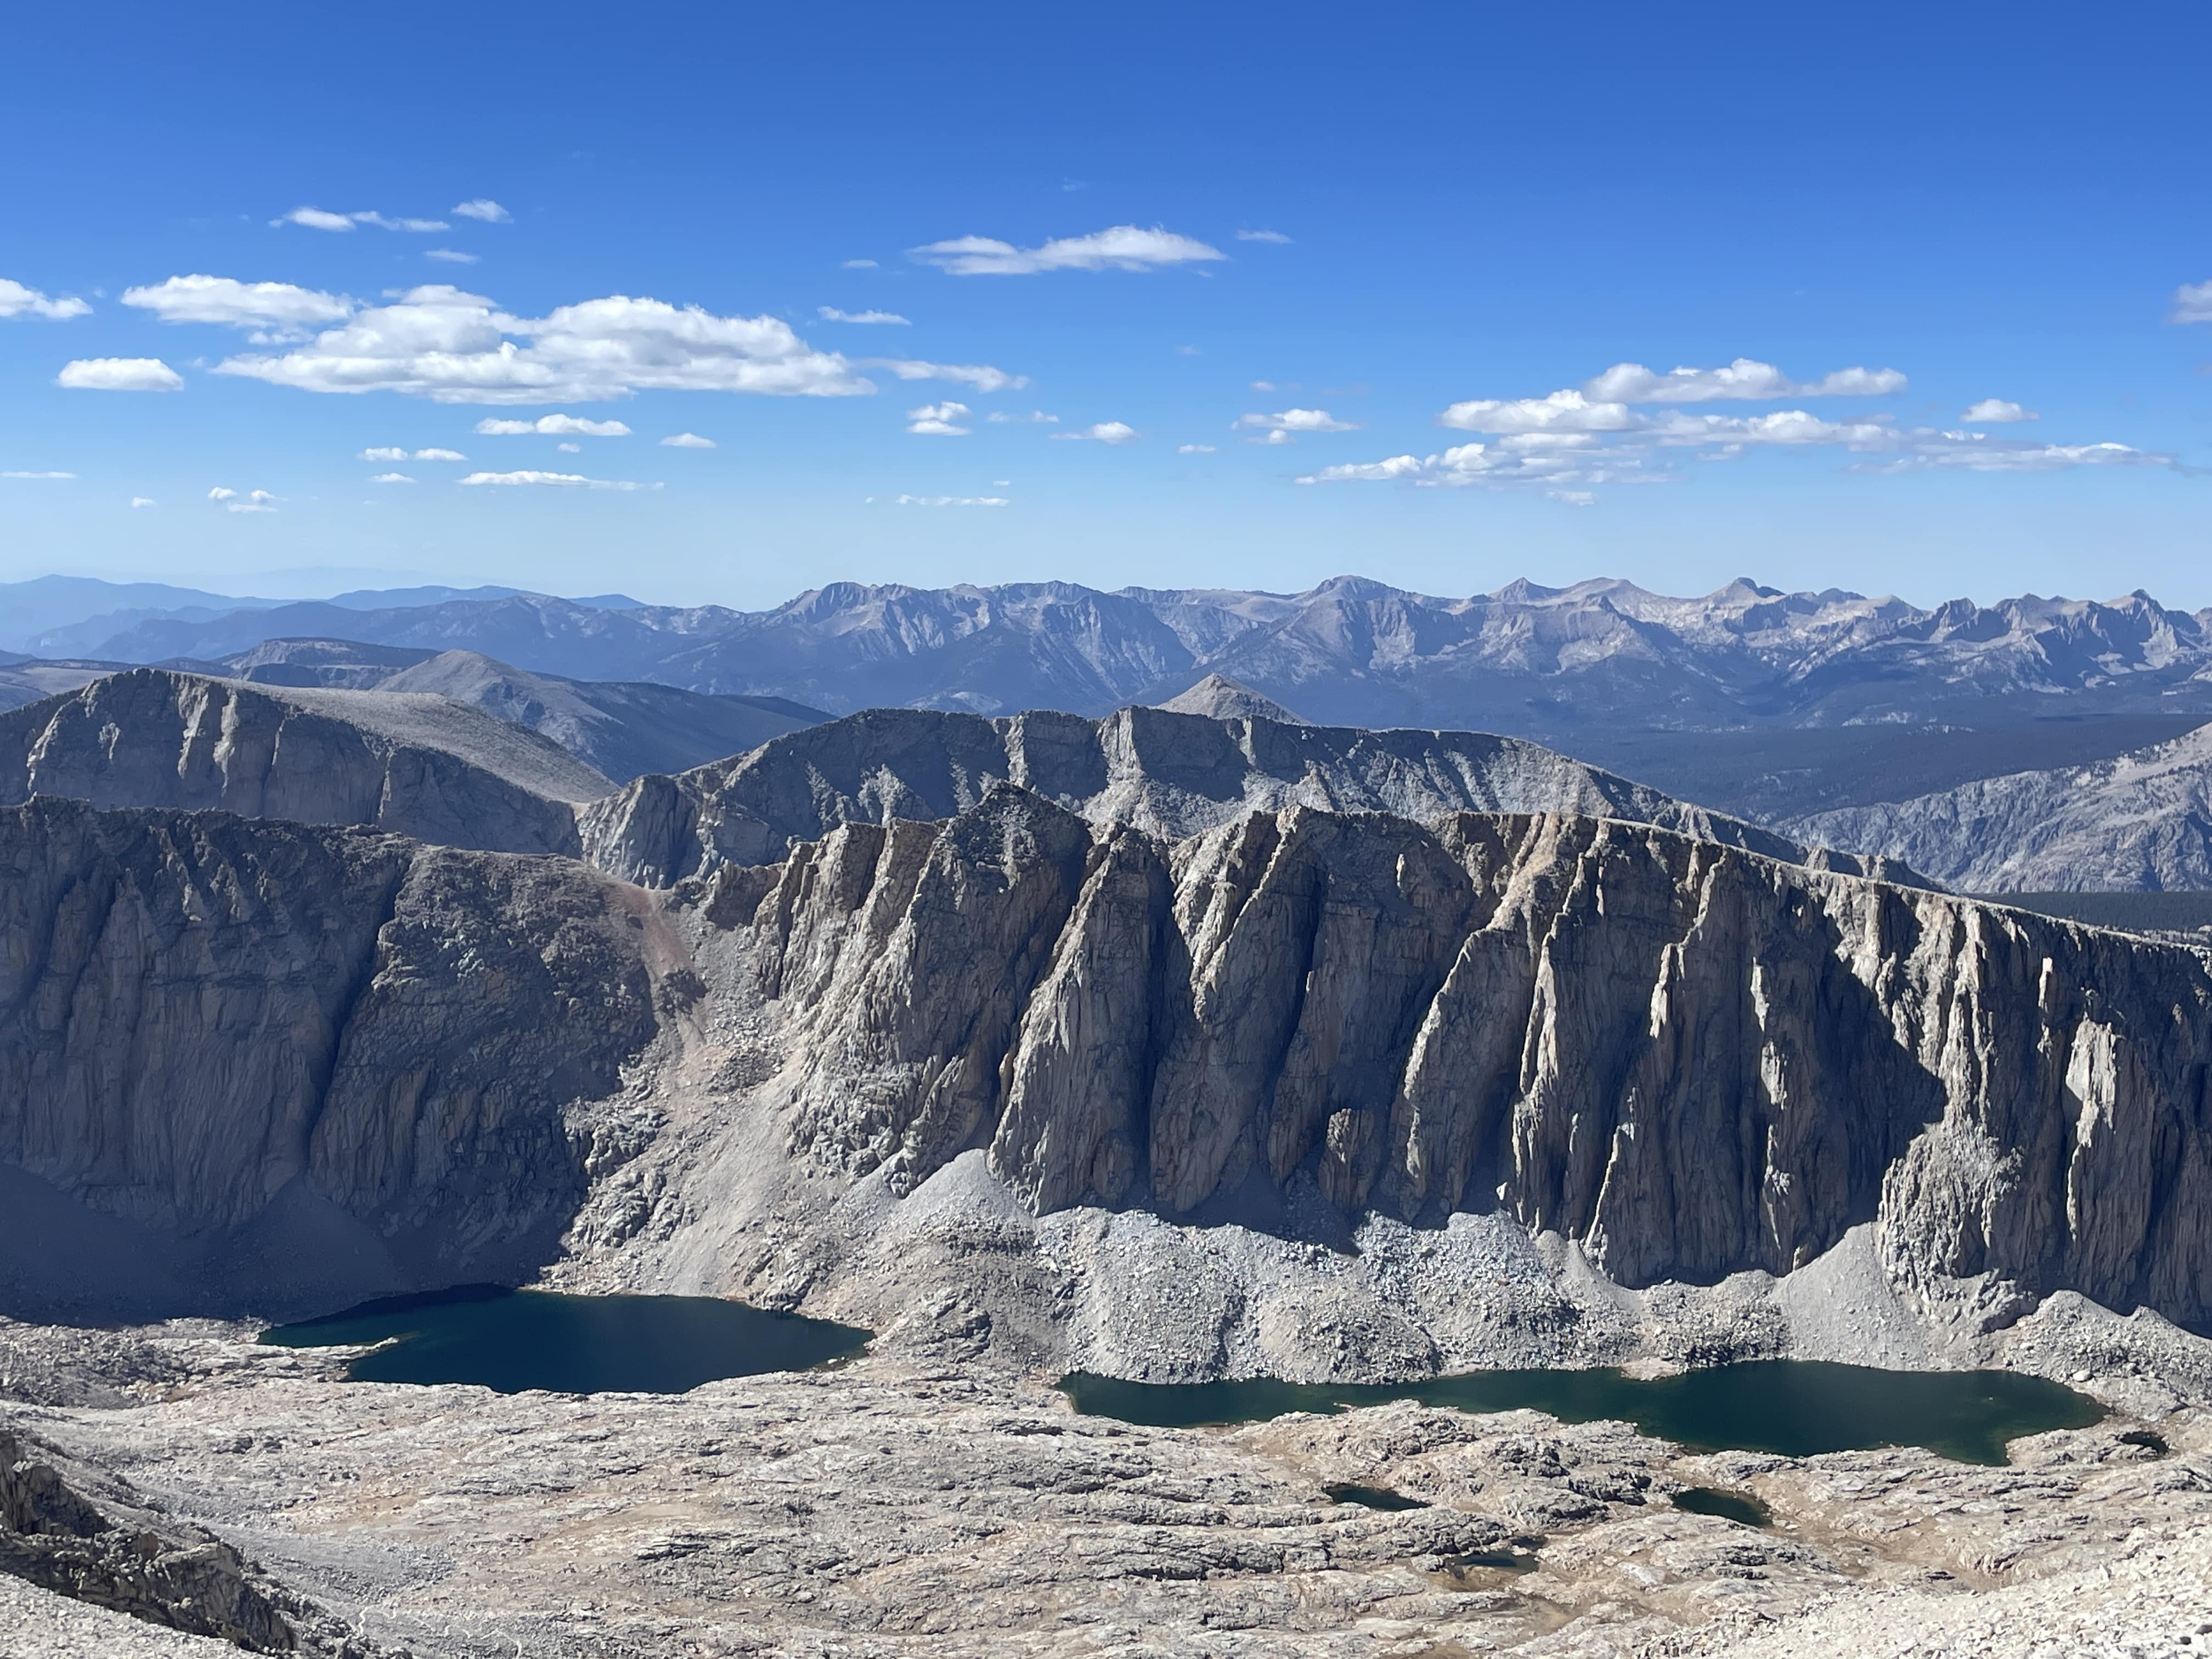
[669,786,2212,1339]
[1,783,2206,1350]
[0,797,665,1319]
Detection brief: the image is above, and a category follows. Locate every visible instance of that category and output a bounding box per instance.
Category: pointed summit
[1153,673,1309,725]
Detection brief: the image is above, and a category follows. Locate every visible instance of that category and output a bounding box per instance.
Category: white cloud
[474,414,633,436]
[131,496,155,508]
[906,400,972,436]
[1236,229,1293,244]
[210,486,279,512]
[985,409,1058,424]
[1962,398,2035,424]
[371,472,415,483]
[1251,429,1295,445]
[122,274,354,336]
[1,470,75,479]
[1177,443,1216,454]
[895,494,1008,506]
[1051,421,1140,444]
[1440,389,1641,434]
[414,447,466,461]
[274,207,358,232]
[1859,436,2170,474]
[1235,407,1360,434]
[2169,280,2212,324]
[1548,490,1595,506]
[212,285,871,404]
[359,447,409,461]
[909,224,1226,276]
[460,470,641,489]
[1583,359,1906,403]
[818,306,910,324]
[661,432,715,448]
[1250,380,1276,392]
[867,358,1029,392]
[426,249,480,264]
[557,442,580,452]
[841,258,879,269]
[0,278,91,320]
[451,199,511,223]
[57,357,183,391]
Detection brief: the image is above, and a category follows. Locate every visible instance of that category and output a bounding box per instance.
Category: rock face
[577,704,1918,888]
[4,784,2210,1344]
[0,798,664,1318]
[0,669,613,855]
[1785,719,2212,891]
[714,787,2212,1331]
[223,641,827,782]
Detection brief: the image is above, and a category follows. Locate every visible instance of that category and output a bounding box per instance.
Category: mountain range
[20,575,2212,743]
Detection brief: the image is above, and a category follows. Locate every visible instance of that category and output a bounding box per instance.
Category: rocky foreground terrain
[0,1302,2208,1659]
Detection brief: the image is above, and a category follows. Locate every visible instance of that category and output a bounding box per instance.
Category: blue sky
[2,1,2208,610]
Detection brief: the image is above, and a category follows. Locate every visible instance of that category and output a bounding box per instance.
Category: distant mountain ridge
[58,575,2212,744]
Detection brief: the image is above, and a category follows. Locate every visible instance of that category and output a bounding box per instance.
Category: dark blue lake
[1060,1359,2103,1465]
[261,1285,871,1393]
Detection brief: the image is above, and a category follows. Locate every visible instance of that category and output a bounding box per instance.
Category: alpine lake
[265,1291,2102,1466]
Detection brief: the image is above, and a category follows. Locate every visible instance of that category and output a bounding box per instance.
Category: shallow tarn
[1059,1358,2106,1464]
[261,1284,872,1392]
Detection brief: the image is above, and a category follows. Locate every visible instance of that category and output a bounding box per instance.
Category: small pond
[1059,1358,2103,1465]
[262,1285,871,1393]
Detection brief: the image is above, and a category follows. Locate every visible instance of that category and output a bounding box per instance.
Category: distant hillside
[221,639,827,780]
[1786,721,2212,891]
[575,703,1923,888]
[0,669,614,855]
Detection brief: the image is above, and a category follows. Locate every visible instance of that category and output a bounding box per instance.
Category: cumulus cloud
[131,496,155,507]
[1,470,75,479]
[414,447,466,461]
[1582,359,1906,403]
[370,472,415,483]
[2170,280,2212,324]
[1177,443,1216,454]
[557,442,580,452]
[1440,389,1641,435]
[451,199,511,223]
[1962,398,2035,424]
[909,225,1225,276]
[1235,407,1360,435]
[209,487,278,512]
[426,249,480,264]
[985,409,1058,424]
[1050,421,1140,444]
[474,414,632,436]
[359,447,409,461]
[895,494,1008,506]
[0,278,91,320]
[204,284,882,404]
[122,275,355,338]
[906,400,972,435]
[661,432,715,447]
[1236,229,1293,244]
[819,306,910,324]
[207,487,235,500]
[867,358,1029,392]
[58,357,183,391]
[460,470,641,489]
